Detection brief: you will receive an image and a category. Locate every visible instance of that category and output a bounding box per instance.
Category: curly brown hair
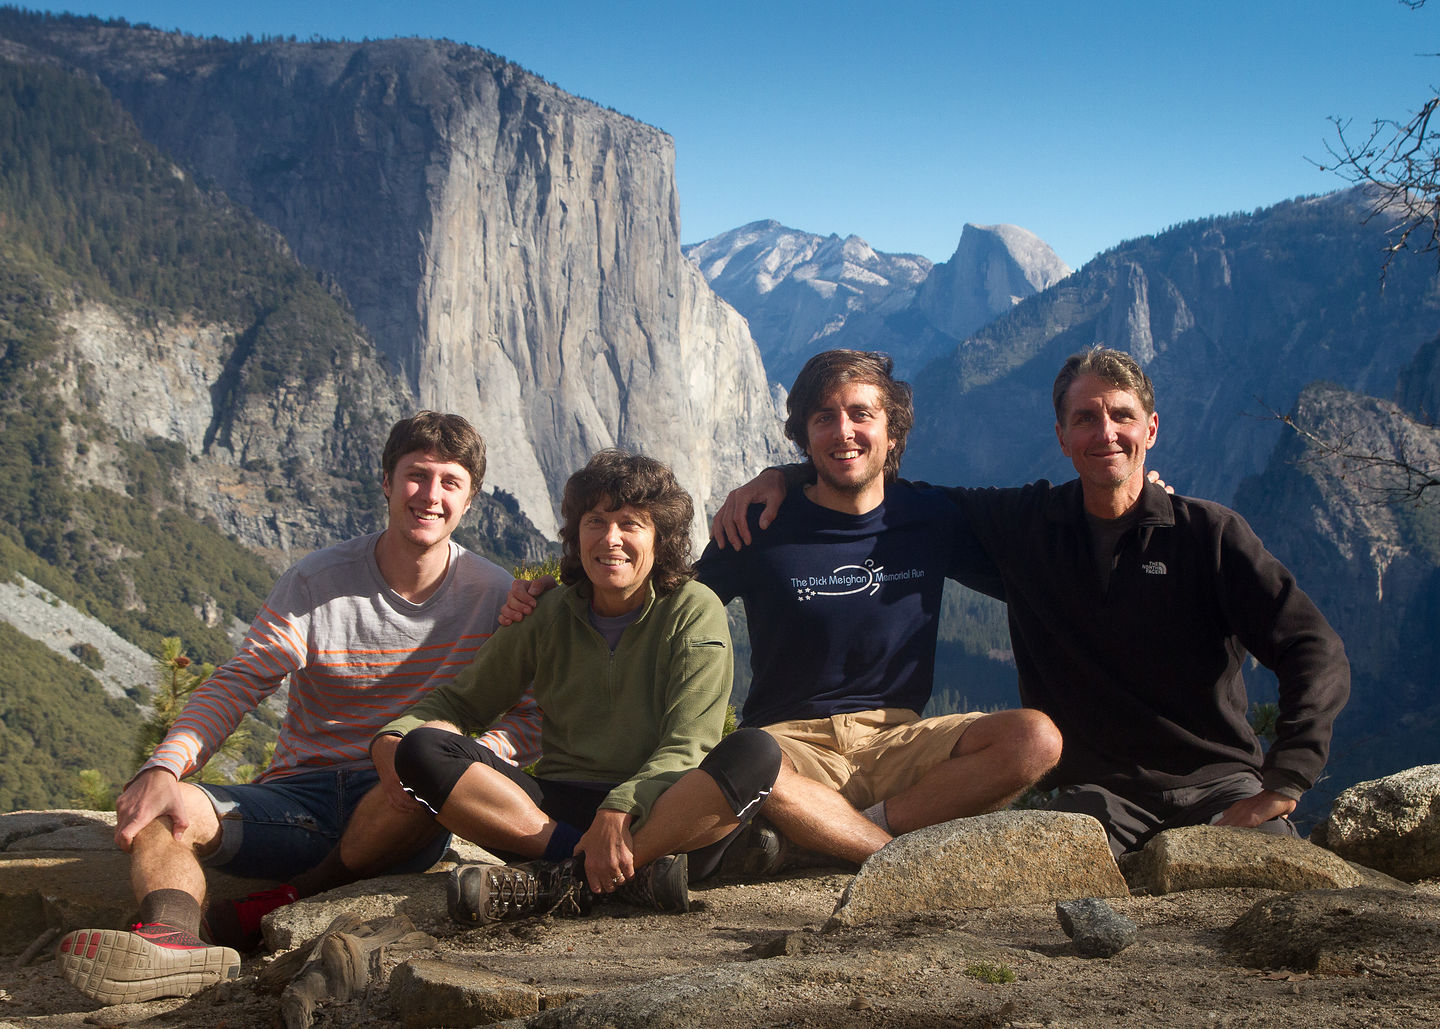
[558,449,695,596]
[784,350,913,482]
[382,411,486,498]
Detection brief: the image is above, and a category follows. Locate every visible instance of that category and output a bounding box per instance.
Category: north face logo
[1142,561,1167,575]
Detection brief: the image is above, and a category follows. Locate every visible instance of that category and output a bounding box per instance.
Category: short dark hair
[558,449,695,596]
[382,412,486,497]
[784,350,913,482]
[1052,346,1156,422]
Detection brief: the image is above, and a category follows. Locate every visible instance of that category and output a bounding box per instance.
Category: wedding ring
[611,875,624,884]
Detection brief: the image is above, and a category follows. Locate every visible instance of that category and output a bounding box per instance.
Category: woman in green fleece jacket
[373,449,781,924]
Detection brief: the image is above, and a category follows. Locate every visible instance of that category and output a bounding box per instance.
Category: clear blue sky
[26,0,1440,268]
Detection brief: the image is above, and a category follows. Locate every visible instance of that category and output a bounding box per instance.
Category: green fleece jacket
[380,578,731,826]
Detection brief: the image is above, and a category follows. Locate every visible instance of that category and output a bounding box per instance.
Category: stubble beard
[813,458,883,497]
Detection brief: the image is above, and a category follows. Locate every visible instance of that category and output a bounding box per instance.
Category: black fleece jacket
[943,478,1349,799]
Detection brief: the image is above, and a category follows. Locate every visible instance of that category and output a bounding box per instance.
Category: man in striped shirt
[57,412,541,1006]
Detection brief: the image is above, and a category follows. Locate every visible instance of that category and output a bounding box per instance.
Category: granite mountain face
[4,13,787,540]
[684,221,933,384]
[687,220,1069,384]
[892,222,1072,377]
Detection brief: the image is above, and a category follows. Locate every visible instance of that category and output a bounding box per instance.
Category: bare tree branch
[1310,0,1440,280]
[1291,3,1440,508]
[1261,401,1440,505]
[1312,99,1440,280]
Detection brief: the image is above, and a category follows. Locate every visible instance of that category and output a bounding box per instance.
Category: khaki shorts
[763,708,985,810]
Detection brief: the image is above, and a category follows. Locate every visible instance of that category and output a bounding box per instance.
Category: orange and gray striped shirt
[142,533,541,782]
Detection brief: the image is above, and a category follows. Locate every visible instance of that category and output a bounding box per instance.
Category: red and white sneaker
[55,922,240,1005]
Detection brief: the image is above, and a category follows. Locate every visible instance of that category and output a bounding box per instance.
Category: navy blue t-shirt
[697,482,992,727]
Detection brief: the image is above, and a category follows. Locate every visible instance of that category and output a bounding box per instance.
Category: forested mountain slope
[0,53,544,807]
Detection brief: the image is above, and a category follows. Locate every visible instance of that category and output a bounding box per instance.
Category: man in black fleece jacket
[716,346,1349,856]
[944,347,1349,854]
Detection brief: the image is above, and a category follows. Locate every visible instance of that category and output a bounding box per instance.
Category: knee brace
[392,727,495,814]
[699,728,783,818]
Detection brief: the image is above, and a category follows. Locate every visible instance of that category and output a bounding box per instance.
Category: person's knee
[349,777,436,833]
[132,784,221,855]
[128,818,217,870]
[700,729,783,813]
[763,753,810,808]
[705,728,781,776]
[1015,708,1063,772]
[129,815,181,854]
[394,726,476,811]
[959,708,1062,775]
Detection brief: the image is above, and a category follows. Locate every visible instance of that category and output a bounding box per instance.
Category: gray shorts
[1048,771,1297,858]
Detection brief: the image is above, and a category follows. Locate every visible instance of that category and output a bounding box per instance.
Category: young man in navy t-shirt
[695,350,1061,866]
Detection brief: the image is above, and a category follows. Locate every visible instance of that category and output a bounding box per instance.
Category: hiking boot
[55,923,240,1005]
[204,884,299,952]
[447,857,592,926]
[613,853,690,913]
[719,817,789,878]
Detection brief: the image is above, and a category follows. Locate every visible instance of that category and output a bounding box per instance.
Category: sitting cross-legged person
[374,449,780,924]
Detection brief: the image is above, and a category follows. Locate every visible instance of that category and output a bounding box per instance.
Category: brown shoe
[447,857,593,925]
[613,853,690,913]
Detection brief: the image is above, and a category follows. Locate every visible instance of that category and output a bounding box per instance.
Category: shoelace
[487,867,539,917]
[543,875,587,917]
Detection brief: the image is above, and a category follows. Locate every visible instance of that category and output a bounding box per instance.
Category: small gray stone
[1055,897,1137,957]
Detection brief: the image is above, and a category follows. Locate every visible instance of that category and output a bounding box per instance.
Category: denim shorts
[196,765,451,882]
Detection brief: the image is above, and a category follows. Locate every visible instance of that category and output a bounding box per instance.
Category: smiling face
[579,503,657,616]
[803,381,895,513]
[1056,373,1159,515]
[382,449,474,554]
